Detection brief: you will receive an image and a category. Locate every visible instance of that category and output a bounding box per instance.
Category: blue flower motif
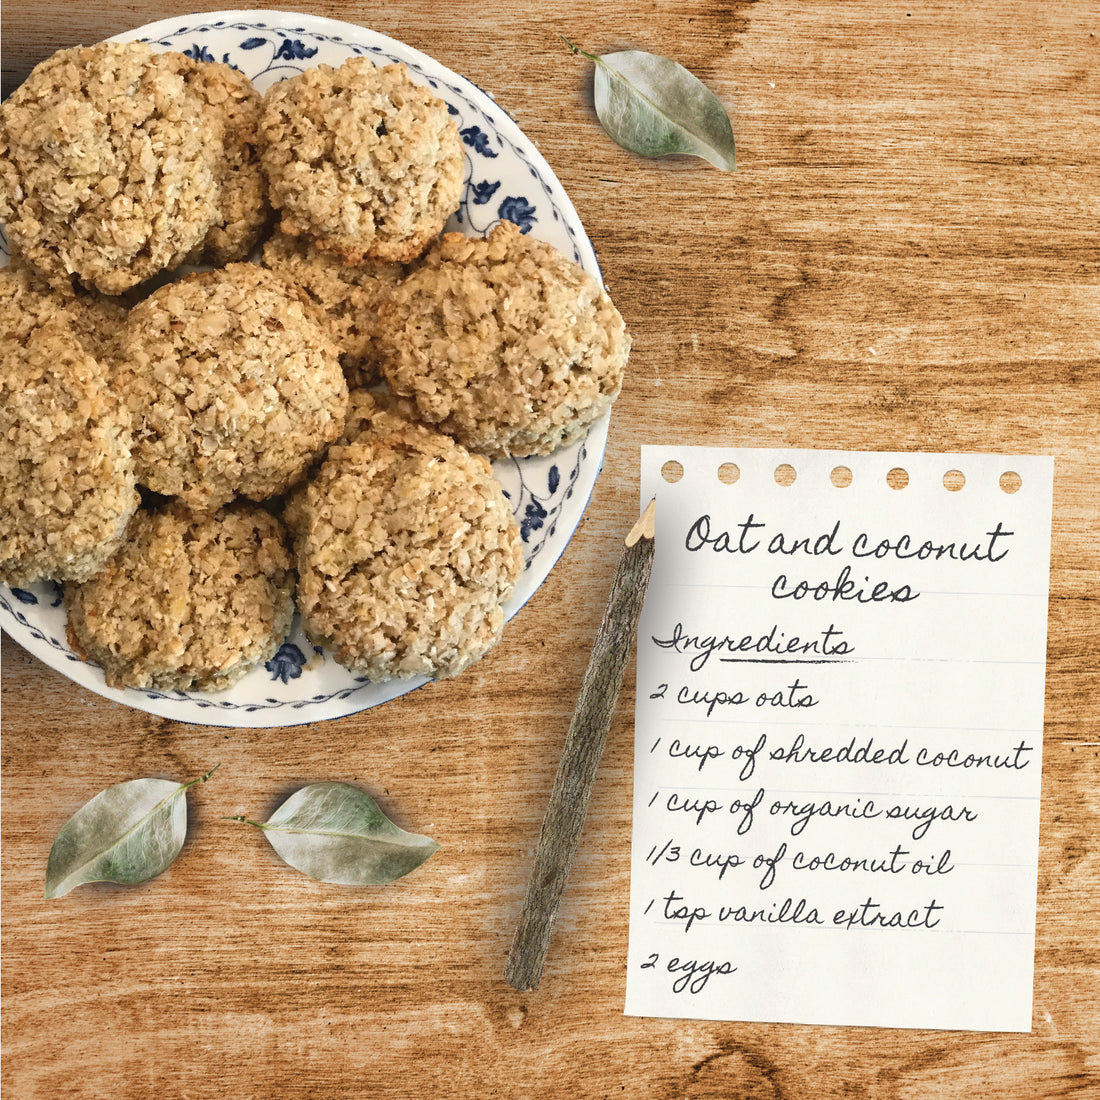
[274,38,320,61]
[183,43,215,63]
[520,499,548,542]
[265,642,307,684]
[460,125,498,158]
[497,196,536,233]
[471,179,501,206]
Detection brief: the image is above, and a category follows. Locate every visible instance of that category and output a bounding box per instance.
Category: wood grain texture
[2,1,1098,1096]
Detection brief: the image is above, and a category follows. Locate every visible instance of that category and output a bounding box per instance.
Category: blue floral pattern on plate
[265,642,308,684]
[0,11,611,728]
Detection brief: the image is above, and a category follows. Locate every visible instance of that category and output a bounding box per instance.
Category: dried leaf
[44,766,218,899]
[226,782,438,885]
[564,37,736,171]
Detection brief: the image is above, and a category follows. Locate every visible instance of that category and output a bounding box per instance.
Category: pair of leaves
[45,772,437,898]
[564,37,736,171]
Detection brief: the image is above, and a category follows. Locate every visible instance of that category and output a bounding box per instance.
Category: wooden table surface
[2,1,1098,1097]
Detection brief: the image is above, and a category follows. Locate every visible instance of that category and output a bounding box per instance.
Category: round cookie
[1,251,127,362]
[285,424,522,681]
[1,319,138,586]
[259,59,464,264]
[375,221,631,458]
[116,263,348,513]
[64,501,295,692]
[158,54,271,266]
[262,231,407,387]
[0,42,221,294]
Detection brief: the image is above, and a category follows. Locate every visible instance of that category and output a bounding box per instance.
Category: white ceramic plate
[0,10,610,727]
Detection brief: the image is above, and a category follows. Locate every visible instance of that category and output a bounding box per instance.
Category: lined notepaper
[626,449,1053,1031]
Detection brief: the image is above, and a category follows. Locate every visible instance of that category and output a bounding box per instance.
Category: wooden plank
[2,1,1098,1096]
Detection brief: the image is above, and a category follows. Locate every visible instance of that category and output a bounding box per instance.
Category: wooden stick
[505,499,656,992]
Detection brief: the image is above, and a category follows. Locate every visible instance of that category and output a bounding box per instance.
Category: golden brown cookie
[157,54,271,265]
[116,263,347,513]
[0,42,221,294]
[259,59,464,264]
[1,318,138,585]
[0,251,127,362]
[284,423,522,681]
[64,501,295,692]
[376,221,631,458]
[261,231,406,386]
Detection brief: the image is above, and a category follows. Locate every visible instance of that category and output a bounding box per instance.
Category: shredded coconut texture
[284,421,522,681]
[0,250,127,363]
[0,42,221,294]
[157,54,271,266]
[259,59,464,263]
[65,501,295,691]
[376,221,631,457]
[116,263,348,513]
[1,318,138,585]
[335,387,424,445]
[262,231,407,387]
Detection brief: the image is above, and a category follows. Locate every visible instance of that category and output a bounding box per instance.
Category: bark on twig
[505,500,656,992]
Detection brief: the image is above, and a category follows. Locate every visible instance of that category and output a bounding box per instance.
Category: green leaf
[44,767,218,899]
[564,38,736,171]
[226,782,439,885]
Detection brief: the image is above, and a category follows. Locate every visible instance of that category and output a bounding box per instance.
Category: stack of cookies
[0,41,631,693]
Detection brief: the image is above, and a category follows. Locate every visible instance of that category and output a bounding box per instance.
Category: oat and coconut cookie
[284,422,522,681]
[1,319,138,585]
[65,501,295,692]
[262,230,407,387]
[116,263,347,513]
[156,54,271,266]
[0,42,221,294]
[259,59,465,264]
[0,250,127,363]
[376,221,631,458]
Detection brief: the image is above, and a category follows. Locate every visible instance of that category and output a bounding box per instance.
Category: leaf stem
[221,814,269,830]
[183,763,221,791]
[560,35,599,63]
